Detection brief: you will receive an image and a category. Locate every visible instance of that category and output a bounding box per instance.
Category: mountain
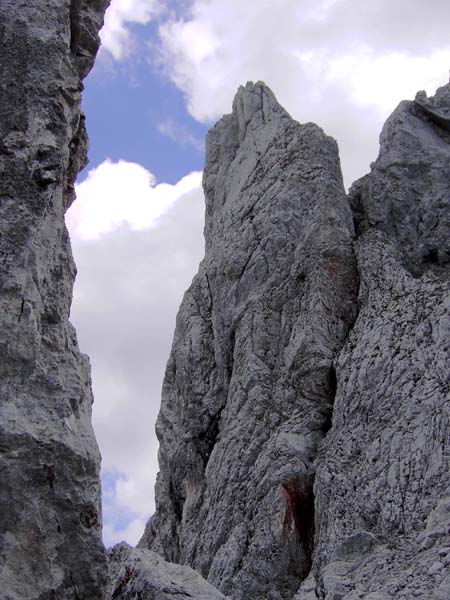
[140,81,358,599]
[138,80,450,600]
[1,1,449,598]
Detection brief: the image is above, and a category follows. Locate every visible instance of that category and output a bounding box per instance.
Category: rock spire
[141,81,359,599]
[142,81,450,599]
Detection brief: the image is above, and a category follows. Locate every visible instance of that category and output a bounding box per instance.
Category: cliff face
[141,82,359,599]
[143,82,450,600]
[0,1,110,598]
[310,84,450,600]
[1,2,449,598]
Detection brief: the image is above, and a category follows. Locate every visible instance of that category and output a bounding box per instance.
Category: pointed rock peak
[231,81,291,140]
[415,81,450,123]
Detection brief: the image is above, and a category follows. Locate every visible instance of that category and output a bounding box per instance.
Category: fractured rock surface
[142,82,359,599]
[109,543,227,600]
[312,83,450,600]
[144,82,450,600]
[350,84,450,278]
[0,1,110,598]
[2,2,449,597]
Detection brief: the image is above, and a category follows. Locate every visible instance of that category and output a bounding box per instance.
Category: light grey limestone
[143,83,449,600]
[294,573,320,600]
[142,82,359,599]
[108,543,227,600]
[4,6,448,596]
[0,1,110,598]
[313,84,450,600]
[349,84,450,277]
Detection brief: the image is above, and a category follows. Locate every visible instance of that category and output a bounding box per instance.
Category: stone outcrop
[349,84,450,278]
[141,82,359,599]
[1,1,449,597]
[311,83,450,600]
[109,543,227,600]
[0,1,110,598]
[142,82,450,600]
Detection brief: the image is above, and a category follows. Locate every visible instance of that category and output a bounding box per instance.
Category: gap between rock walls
[2,1,449,597]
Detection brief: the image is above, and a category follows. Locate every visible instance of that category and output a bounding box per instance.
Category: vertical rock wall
[310,84,450,600]
[2,4,448,597]
[143,83,450,600]
[0,1,110,598]
[142,82,359,599]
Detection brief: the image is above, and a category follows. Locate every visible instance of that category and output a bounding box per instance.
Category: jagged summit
[231,81,291,140]
[351,81,450,277]
[203,82,346,247]
[142,82,358,599]
[1,1,449,596]
[415,81,450,124]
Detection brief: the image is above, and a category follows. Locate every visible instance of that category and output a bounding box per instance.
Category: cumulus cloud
[67,165,205,546]
[100,0,160,60]
[158,0,450,185]
[67,159,202,240]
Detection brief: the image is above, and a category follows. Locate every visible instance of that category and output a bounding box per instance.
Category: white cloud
[158,0,450,186]
[326,48,450,115]
[158,118,204,151]
[103,517,149,548]
[68,165,205,547]
[101,461,158,547]
[100,0,160,60]
[67,159,202,240]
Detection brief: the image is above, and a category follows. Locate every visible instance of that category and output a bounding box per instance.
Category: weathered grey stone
[142,81,359,599]
[314,84,450,600]
[333,531,381,560]
[108,543,227,600]
[0,1,110,598]
[3,6,448,596]
[142,82,449,600]
[294,573,320,600]
[349,84,450,277]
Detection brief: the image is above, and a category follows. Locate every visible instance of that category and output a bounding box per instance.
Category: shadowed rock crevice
[282,476,316,574]
[69,0,82,54]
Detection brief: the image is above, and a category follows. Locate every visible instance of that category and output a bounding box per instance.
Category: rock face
[2,2,449,597]
[141,82,359,599]
[0,1,110,598]
[312,84,450,600]
[143,82,450,600]
[109,543,227,600]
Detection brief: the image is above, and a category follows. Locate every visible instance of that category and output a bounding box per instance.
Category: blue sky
[82,21,208,184]
[65,0,450,547]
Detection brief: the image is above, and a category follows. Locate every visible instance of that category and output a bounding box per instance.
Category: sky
[65,0,450,547]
